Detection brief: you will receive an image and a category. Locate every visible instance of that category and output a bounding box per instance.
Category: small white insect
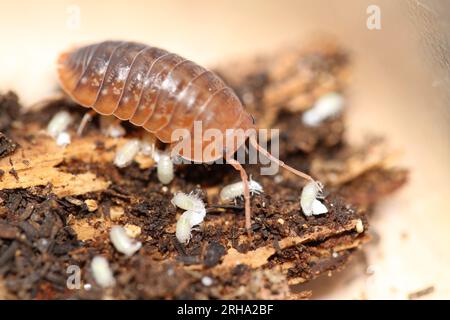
[173,191,207,244]
[175,210,205,244]
[91,256,116,288]
[311,198,328,215]
[47,110,73,138]
[302,92,345,127]
[171,191,205,212]
[176,211,193,244]
[201,276,214,287]
[109,225,142,256]
[55,131,71,147]
[157,153,174,185]
[113,139,141,168]
[355,219,364,233]
[219,178,264,202]
[300,181,328,216]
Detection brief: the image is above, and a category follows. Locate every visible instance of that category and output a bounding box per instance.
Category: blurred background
[0,0,449,299]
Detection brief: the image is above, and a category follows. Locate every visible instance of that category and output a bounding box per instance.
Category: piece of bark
[0,131,153,197]
[310,138,400,186]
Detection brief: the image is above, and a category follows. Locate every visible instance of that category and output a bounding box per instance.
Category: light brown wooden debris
[0,133,154,197]
[218,219,361,270]
[311,138,401,185]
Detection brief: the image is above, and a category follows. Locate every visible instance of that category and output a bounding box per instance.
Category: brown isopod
[57,40,316,231]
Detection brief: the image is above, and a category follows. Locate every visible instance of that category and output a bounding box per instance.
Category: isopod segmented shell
[57,41,254,162]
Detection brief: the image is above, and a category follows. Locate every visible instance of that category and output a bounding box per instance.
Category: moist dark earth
[0,42,407,299]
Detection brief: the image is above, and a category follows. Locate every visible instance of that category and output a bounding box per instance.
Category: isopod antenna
[248,135,315,182]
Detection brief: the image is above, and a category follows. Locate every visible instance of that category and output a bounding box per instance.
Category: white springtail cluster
[219,178,264,202]
[91,256,116,288]
[109,225,142,256]
[157,153,174,185]
[46,110,73,147]
[113,140,175,185]
[302,92,345,127]
[113,139,141,168]
[300,181,328,216]
[172,191,206,244]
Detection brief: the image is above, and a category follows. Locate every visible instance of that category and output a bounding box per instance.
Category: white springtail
[302,92,345,127]
[109,225,142,256]
[300,181,328,216]
[113,139,141,168]
[219,179,264,202]
[47,111,73,138]
[171,191,205,212]
[55,131,71,147]
[157,153,174,185]
[91,256,116,288]
[47,111,74,147]
[176,210,206,245]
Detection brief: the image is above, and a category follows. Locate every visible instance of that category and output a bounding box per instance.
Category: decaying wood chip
[110,206,125,221]
[0,133,154,197]
[311,138,401,186]
[68,216,112,242]
[217,219,364,271]
[84,199,98,212]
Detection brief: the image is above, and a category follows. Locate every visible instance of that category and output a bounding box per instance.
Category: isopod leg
[226,157,252,231]
[77,110,96,136]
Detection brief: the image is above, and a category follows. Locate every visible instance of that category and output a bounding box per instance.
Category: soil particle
[0,133,17,159]
[203,241,226,267]
[0,91,21,132]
